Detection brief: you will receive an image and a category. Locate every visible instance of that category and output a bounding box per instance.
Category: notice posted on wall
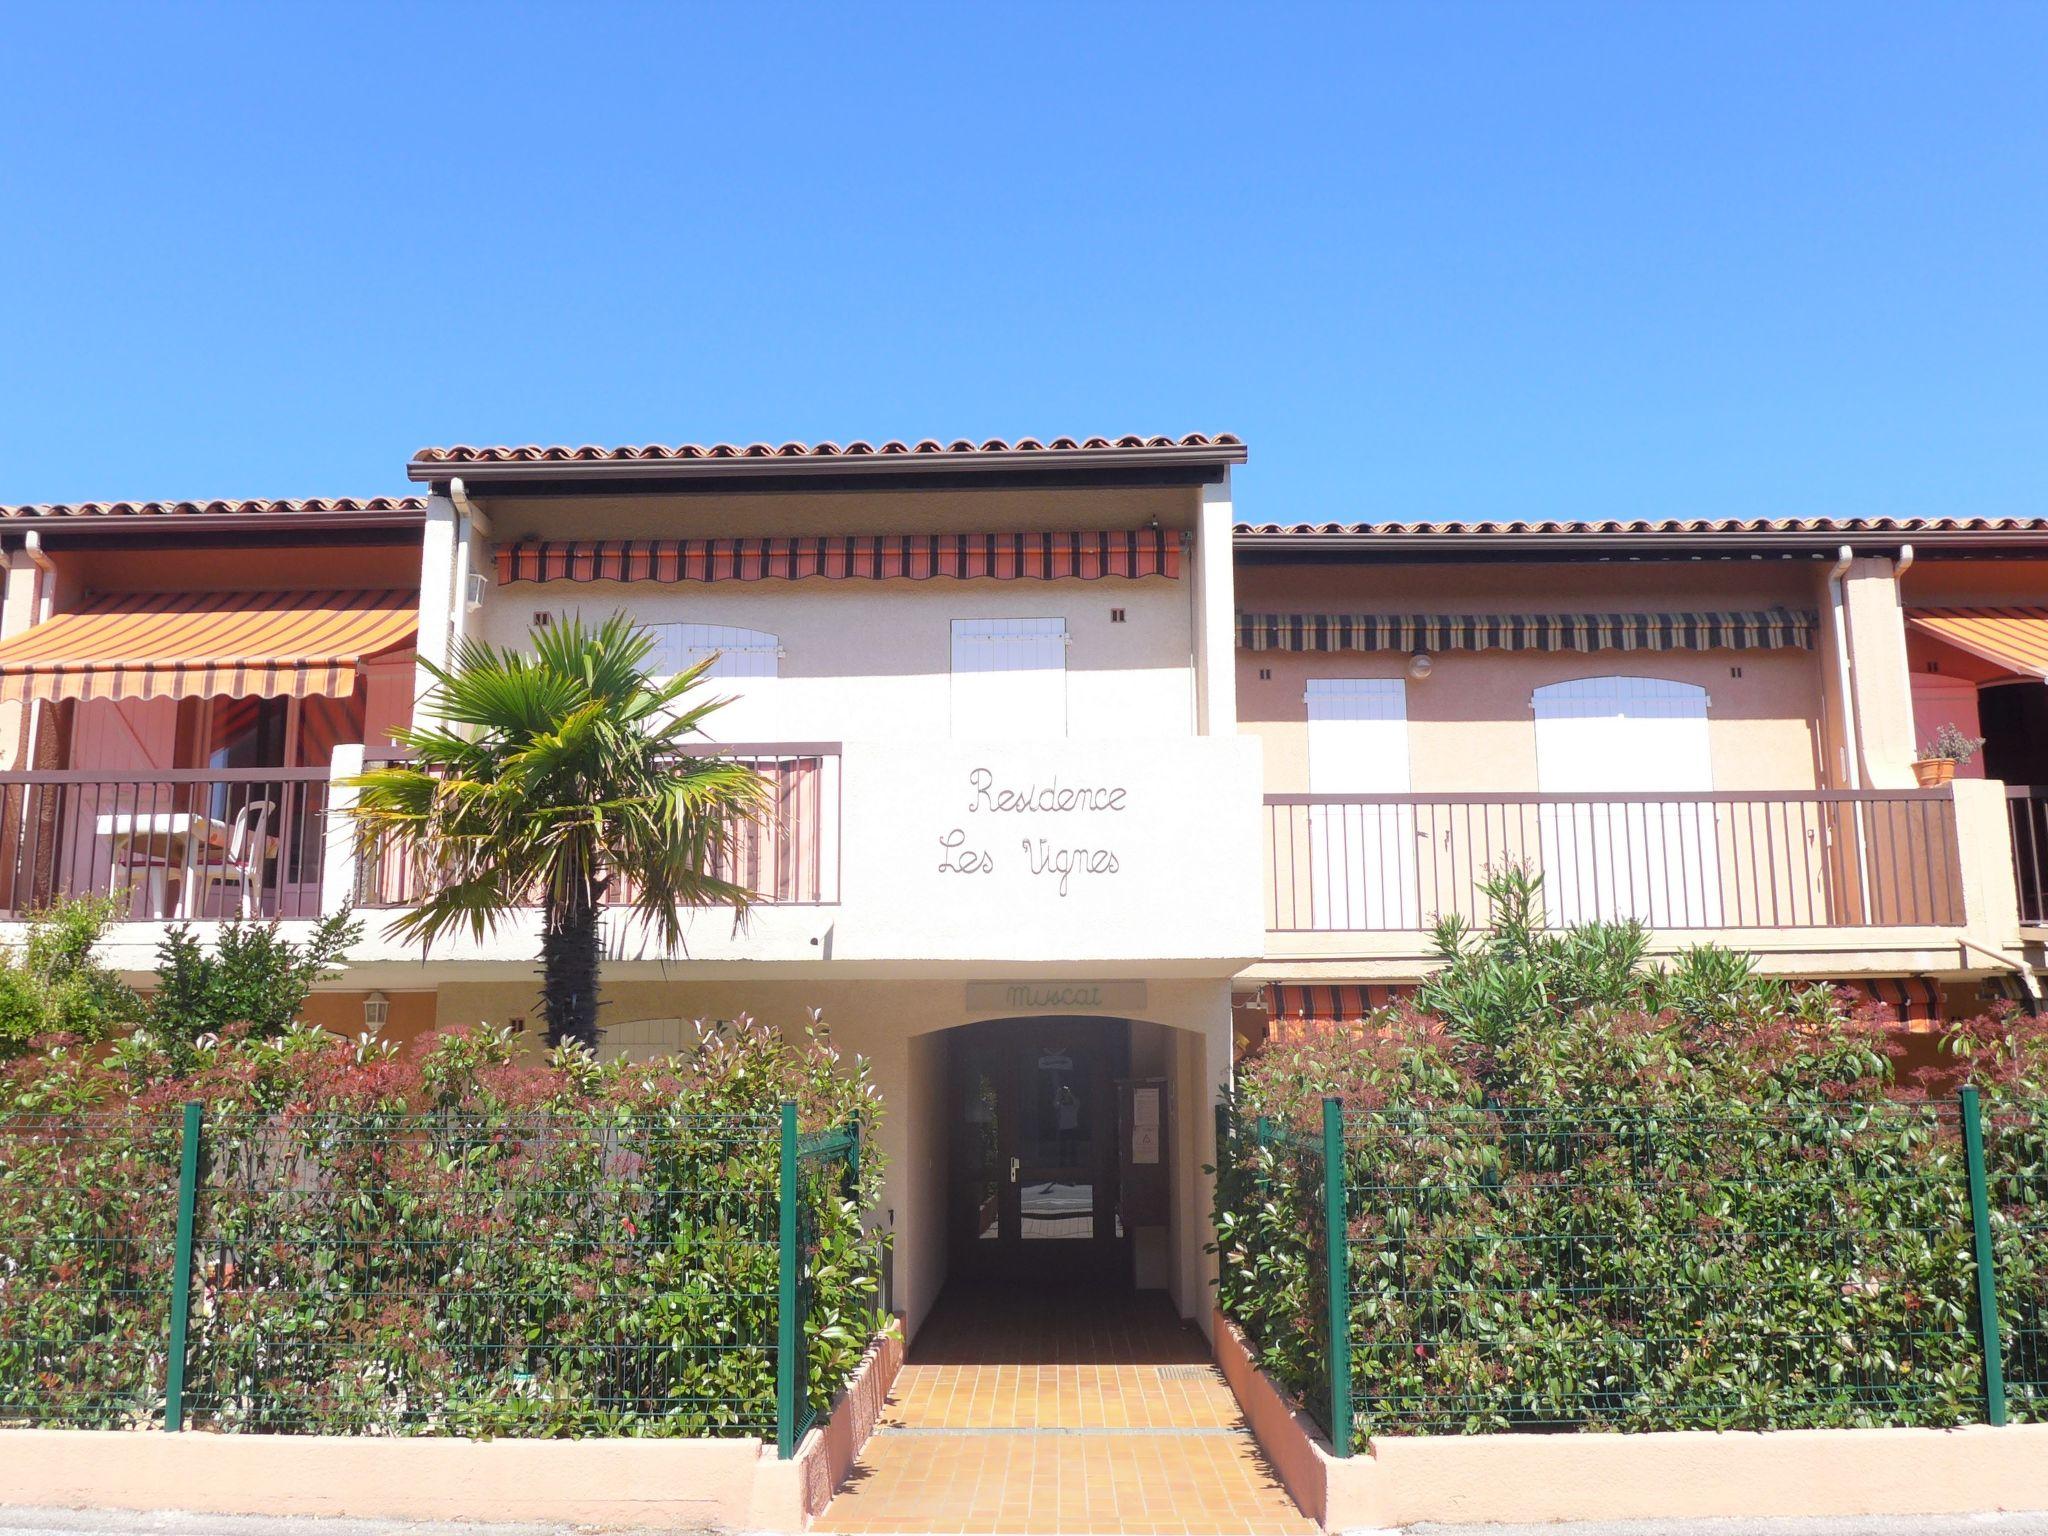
[1131,1086,1160,1165]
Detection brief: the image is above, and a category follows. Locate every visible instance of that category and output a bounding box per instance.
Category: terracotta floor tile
[816,1284,1315,1536]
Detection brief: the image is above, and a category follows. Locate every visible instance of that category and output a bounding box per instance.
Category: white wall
[475,580,1199,742]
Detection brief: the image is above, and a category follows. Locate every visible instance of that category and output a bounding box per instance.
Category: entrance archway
[946,1015,1132,1285]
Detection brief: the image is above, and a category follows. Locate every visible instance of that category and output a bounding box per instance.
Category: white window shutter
[951,618,1068,738]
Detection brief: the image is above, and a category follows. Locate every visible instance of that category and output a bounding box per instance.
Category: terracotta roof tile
[0,495,427,521]
[411,432,1243,466]
[1237,514,2048,537]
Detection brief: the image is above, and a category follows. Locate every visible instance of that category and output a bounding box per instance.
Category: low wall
[1,1326,904,1532]
[0,1431,775,1530]
[1213,1310,2048,1531]
[1211,1306,1331,1521]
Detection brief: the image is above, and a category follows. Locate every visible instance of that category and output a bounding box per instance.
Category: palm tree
[345,613,770,1050]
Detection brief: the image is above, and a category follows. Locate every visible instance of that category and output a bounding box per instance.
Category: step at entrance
[815,1284,1315,1536]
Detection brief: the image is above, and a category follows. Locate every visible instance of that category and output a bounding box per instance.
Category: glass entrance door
[948,1017,1127,1279]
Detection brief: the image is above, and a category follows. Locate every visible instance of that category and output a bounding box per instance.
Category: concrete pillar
[1953,777,2025,957]
[321,744,366,917]
[1841,557,1919,789]
[0,550,70,772]
[0,555,39,769]
[1172,983,1234,1338]
[1191,473,1238,737]
[0,555,40,643]
[413,495,459,710]
[1814,554,1919,792]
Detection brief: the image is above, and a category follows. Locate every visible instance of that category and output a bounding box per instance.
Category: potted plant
[1912,722,1986,786]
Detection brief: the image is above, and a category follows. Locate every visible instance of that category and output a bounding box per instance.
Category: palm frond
[341,610,772,951]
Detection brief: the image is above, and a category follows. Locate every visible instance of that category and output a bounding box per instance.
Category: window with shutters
[950,617,1068,738]
[1303,678,1418,927]
[640,622,781,740]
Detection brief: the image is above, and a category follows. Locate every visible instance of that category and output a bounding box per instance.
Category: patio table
[94,810,272,919]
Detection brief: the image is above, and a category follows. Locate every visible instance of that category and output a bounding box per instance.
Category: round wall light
[1408,652,1434,681]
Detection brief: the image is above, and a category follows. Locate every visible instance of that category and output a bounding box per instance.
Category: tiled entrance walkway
[816,1284,1315,1536]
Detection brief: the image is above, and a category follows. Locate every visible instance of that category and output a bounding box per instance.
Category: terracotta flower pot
[1912,757,1958,787]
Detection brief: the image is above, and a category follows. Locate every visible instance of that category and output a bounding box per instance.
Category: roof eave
[408,442,1248,488]
[0,509,429,546]
[1232,529,2048,560]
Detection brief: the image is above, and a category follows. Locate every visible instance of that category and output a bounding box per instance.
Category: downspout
[448,477,491,655]
[1827,545,1871,919]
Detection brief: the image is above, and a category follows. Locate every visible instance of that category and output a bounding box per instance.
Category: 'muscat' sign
[965,981,1149,1014]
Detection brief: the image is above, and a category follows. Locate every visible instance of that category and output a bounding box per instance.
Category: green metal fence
[1217,1092,2048,1452]
[1980,1094,2048,1418]
[0,1102,873,1454]
[0,1111,185,1429]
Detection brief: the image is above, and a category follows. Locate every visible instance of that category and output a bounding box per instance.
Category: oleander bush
[0,1013,886,1437]
[0,896,141,1060]
[1218,868,2048,1443]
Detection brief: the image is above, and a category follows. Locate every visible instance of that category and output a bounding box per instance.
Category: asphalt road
[5,1506,2048,1536]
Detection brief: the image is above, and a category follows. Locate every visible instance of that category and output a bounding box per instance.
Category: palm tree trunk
[540,887,602,1050]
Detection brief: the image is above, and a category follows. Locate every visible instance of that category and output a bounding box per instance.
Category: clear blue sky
[2,2,2043,524]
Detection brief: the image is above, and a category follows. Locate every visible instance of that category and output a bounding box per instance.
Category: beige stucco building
[4,443,2048,1344]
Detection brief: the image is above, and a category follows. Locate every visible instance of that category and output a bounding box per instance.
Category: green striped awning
[1235,609,1818,654]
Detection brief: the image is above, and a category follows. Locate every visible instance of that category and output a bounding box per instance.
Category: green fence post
[1322,1096,1352,1458]
[1959,1086,2008,1427]
[1214,1103,1229,1297]
[776,1100,800,1460]
[164,1100,202,1433]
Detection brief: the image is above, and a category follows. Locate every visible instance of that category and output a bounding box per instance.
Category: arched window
[642,623,781,680]
[1530,676,1719,927]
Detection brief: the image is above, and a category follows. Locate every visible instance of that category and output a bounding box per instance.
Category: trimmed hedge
[1220,1001,2048,1443]
[0,1016,886,1437]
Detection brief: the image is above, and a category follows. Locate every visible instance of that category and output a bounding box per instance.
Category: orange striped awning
[1838,977,1945,1026]
[0,590,417,705]
[1907,607,2048,680]
[496,530,1181,585]
[1260,983,1413,1033]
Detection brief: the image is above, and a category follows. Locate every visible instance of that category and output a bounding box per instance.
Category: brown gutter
[0,511,428,546]
[408,442,1247,488]
[1233,528,2048,560]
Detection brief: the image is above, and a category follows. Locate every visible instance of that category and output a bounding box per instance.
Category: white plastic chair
[192,799,274,918]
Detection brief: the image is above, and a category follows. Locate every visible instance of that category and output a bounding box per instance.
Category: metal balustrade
[1266,789,1967,933]
[2006,786,2048,926]
[357,743,843,909]
[0,768,333,921]
[0,743,842,923]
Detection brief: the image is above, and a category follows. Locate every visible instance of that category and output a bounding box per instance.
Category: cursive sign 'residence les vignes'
[935,766,1129,894]
[965,767,1128,815]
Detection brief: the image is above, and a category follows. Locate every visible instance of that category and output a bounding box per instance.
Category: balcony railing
[2006,786,2048,926]
[1265,790,1966,934]
[356,743,843,909]
[0,768,334,922]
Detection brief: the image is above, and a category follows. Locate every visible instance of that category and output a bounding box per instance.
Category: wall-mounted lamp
[466,572,489,611]
[1407,652,1434,681]
[362,991,391,1035]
